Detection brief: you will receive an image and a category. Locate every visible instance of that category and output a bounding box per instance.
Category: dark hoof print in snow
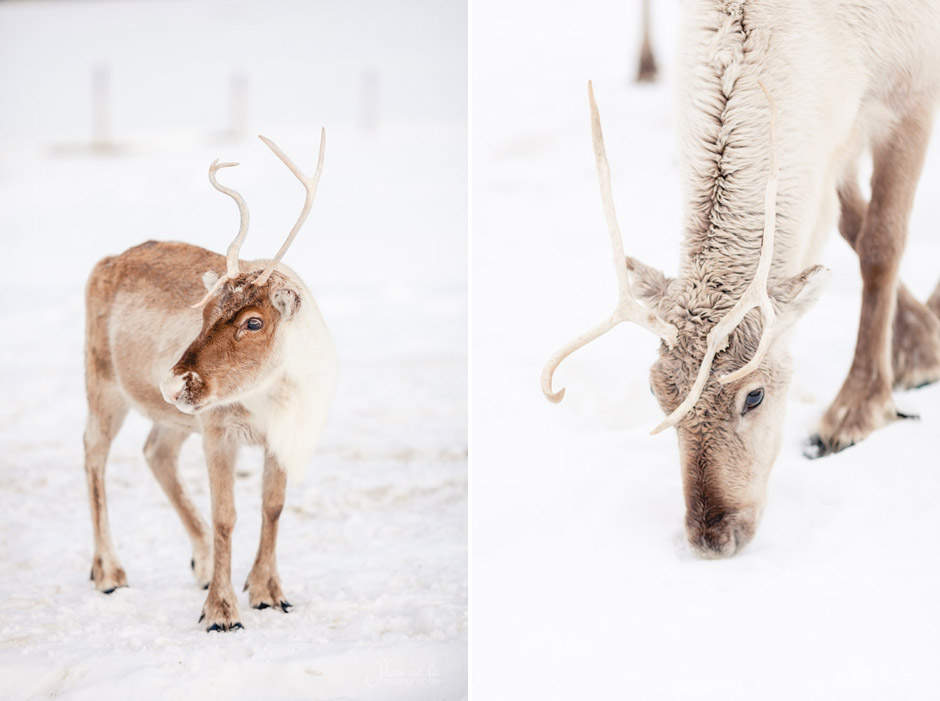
[254,603,270,610]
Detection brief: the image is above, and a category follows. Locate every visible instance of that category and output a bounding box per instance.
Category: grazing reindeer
[543,0,940,558]
[84,131,337,630]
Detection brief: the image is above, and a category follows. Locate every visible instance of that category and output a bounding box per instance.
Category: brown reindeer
[543,0,940,558]
[84,131,337,630]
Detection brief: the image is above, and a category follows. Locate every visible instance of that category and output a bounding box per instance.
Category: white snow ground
[0,1,467,699]
[472,1,940,698]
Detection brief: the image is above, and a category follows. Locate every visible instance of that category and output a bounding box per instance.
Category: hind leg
[84,382,129,593]
[143,424,212,588]
[838,176,940,390]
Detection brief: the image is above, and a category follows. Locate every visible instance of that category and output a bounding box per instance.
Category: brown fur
[83,240,307,631]
[817,104,936,452]
[838,178,940,390]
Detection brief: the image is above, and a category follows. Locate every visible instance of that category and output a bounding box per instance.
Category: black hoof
[254,603,270,610]
[896,410,920,420]
[206,622,243,633]
[280,601,292,612]
[203,583,209,591]
[803,435,828,460]
[89,568,94,581]
[102,587,116,595]
[190,558,195,570]
[198,612,206,623]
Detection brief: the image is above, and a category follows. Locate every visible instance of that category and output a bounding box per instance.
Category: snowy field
[472,1,939,698]
[0,1,467,699]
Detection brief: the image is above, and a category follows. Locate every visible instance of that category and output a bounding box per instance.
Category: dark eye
[744,388,764,413]
[246,317,263,331]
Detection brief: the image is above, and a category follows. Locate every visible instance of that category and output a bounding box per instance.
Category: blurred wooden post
[92,64,112,149]
[229,71,249,141]
[635,0,658,83]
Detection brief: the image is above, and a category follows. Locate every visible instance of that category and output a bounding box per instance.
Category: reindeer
[543,0,940,558]
[83,131,337,630]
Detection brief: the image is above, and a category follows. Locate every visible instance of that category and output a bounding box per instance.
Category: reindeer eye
[744,388,764,413]
[246,317,263,331]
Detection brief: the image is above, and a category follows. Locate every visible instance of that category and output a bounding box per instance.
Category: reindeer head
[160,131,323,415]
[542,83,828,558]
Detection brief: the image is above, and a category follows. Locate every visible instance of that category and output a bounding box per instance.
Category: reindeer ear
[770,265,830,332]
[625,256,673,307]
[271,287,301,320]
[202,271,219,292]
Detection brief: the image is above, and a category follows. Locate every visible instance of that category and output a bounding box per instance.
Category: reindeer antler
[253,128,326,286]
[541,81,678,403]
[192,160,251,309]
[649,81,779,435]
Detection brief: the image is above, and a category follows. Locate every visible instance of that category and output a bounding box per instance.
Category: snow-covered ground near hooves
[0,2,467,699]
[473,1,939,698]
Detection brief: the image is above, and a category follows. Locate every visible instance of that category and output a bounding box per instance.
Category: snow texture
[472,1,939,698]
[0,1,467,698]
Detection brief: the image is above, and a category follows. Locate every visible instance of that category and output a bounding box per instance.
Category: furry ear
[202,271,219,292]
[770,265,830,333]
[625,256,673,307]
[271,287,301,319]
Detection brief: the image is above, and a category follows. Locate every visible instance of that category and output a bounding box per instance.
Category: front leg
[200,425,243,632]
[244,453,291,612]
[816,106,933,454]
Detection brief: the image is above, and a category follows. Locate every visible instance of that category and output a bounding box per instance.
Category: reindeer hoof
[896,410,920,420]
[804,434,857,459]
[255,603,270,610]
[206,621,243,633]
[280,600,292,612]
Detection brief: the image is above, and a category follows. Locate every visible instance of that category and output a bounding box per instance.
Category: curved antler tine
[542,310,634,402]
[208,159,250,279]
[651,80,780,430]
[253,128,326,286]
[542,82,678,404]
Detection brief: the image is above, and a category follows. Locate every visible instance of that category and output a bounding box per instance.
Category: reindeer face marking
[648,307,795,558]
[160,273,300,414]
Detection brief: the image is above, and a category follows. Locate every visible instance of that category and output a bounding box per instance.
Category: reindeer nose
[160,372,189,405]
[686,510,754,559]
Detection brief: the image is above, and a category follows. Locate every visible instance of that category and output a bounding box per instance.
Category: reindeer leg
[244,453,290,612]
[199,423,242,631]
[817,106,934,454]
[84,382,129,593]
[837,177,940,390]
[143,424,211,588]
